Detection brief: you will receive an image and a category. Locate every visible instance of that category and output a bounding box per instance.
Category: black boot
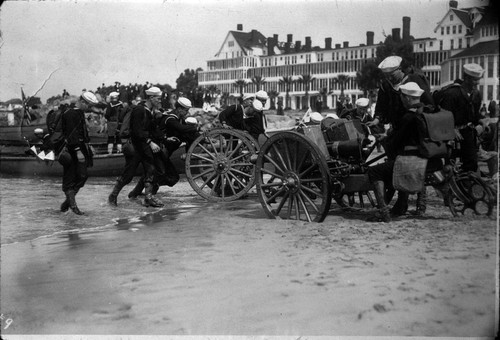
[143,182,164,208]
[415,188,427,216]
[67,190,83,215]
[368,181,391,223]
[390,191,409,217]
[61,193,70,212]
[128,178,145,199]
[108,180,125,206]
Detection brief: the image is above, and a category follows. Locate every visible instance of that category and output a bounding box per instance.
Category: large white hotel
[197,0,498,110]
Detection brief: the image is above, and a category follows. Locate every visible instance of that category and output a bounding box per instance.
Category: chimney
[274,34,278,42]
[285,42,291,54]
[335,43,341,49]
[267,37,274,56]
[392,28,401,42]
[366,31,374,45]
[237,24,243,31]
[287,34,293,43]
[295,40,302,52]
[402,17,411,41]
[343,41,349,48]
[305,36,312,51]
[449,0,458,8]
[325,37,332,49]
[251,29,258,43]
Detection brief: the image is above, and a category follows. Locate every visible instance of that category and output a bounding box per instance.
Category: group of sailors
[43,55,494,221]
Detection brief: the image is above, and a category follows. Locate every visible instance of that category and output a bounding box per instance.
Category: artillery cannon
[184,116,495,222]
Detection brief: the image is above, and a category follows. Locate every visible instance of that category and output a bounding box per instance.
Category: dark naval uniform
[434,80,482,172]
[218,104,245,130]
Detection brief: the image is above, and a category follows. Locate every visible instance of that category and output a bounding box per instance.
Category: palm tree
[205,85,220,103]
[233,79,248,99]
[267,89,279,110]
[298,74,316,109]
[279,75,294,109]
[319,87,329,110]
[333,74,350,99]
[251,75,266,91]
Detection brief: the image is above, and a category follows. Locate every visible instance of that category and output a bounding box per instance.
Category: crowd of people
[40,57,496,220]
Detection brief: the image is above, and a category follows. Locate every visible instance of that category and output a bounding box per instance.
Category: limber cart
[184,116,496,223]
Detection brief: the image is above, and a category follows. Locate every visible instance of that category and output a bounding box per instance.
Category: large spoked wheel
[447,172,495,217]
[185,128,258,202]
[255,131,332,222]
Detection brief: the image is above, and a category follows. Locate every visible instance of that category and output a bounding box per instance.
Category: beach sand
[1,180,497,338]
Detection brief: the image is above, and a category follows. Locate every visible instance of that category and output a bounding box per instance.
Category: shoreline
[1,189,497,338]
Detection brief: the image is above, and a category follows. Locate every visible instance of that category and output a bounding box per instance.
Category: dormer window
[228,41,234,47]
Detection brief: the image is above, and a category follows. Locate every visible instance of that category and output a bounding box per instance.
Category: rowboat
[0,144,186,177]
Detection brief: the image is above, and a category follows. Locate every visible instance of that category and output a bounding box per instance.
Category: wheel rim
[255,131,332,222]
[447,173,494,217]
[185,128,257,202]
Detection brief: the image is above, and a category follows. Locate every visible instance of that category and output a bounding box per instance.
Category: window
[458,25,462,34]
[450,14,453,21]
[228,41,234,47]
[440,40,443,50]
[450,39,454,49]
[441,27,444,35]
[488,57,494,77]
[452,26,456,34]
[430,41,433,47]
[466,37,471,48]
[446,26,450,34]
[458,38,462,49]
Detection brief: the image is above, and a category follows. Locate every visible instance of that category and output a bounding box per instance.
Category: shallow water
[0,174,215,245]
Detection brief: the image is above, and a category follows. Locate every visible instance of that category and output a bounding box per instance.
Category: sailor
[434,63,484,173]
[59,91,98,215]
[108,86,164,208]
[218,93,255,130]
[105,91,124,154]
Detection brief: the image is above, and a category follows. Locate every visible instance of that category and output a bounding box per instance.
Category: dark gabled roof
[230,30,267,51]
[452,8,472,27]
[449,40,499,59]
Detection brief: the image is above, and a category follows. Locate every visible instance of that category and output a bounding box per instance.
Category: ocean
[0,174,208,245]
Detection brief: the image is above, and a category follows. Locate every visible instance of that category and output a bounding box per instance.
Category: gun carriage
[185,116,495,222]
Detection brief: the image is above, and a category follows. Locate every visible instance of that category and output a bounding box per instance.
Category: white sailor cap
[326,113,339,119]
[355,98,370,108]
[378,56,402,73]
[256,90,269,101]
[34,128,44,135]
[185,117,198,125]
[242,93,255,101]
[145,86,162,97]
[310,112,324,123]
[109,91,119,99]
[463,63,484,79]
[399,82,424,97]
[81,91,99,105]
[178,97,192,109]
[252,99,263,111]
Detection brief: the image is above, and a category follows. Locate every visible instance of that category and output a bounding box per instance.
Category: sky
[0,0,489,102]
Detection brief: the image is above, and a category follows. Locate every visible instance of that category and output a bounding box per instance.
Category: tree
[279,76,294,110]
[356,61,384,96]
[176,67,202,103]
[251,75,266,91]
[233,79,248,99]
[332,74,349,99]
[298,74,315,109]
[319,87,329,110]
[267,89,279,110]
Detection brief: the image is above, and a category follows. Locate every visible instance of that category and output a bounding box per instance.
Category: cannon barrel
[328,139,363,159]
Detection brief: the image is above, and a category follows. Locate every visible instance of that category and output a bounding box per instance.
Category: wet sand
[1,180,497,338]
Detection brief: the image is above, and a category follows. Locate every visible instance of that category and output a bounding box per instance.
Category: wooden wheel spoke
[261,167,283,180]
[275,192,290,215]
[299,189,320,213]
[299,163,317,178]
[189,163,215,169]
[282,139,293,169]
[286,193,294,219]
[201,172,218,190]
[230,152,251,163]
[300,184,322,198]
[192,168,216,181]
[271,144,289,172]
[227,139,244,159]
[266,187,286,204]
[191,152,215,163]
[263,153,285,174]
[197,143,216,159]
[297,193,311,222]
[300,178,324,183]
[227,170,247,189]
[206,138,221,157]
[230,167,253,178]
[224,174,237,195]
[294,194,300,220]
[231,162,253,167]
